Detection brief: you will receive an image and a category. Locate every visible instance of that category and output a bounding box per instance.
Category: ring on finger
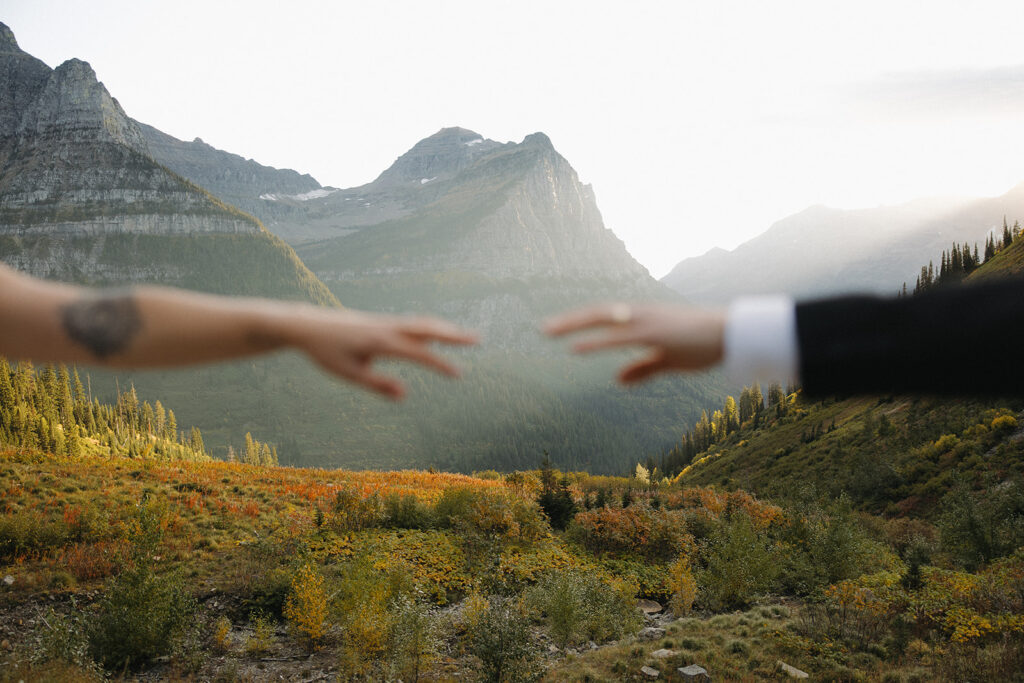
[610,303,632,325]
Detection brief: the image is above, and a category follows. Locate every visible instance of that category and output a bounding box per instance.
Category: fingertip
[571,341,597,354]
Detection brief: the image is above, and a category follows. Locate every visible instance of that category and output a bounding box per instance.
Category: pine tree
[723,396,739,434]
[165,410,177,441]
[189,426,204,456]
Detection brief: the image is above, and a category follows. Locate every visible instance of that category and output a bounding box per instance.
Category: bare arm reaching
[544,303,726,383]
[0,265,477,399]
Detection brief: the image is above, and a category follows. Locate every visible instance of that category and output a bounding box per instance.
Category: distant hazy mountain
[662,189,1024,304]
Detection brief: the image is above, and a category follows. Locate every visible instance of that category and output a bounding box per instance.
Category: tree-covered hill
[672,227,1024,517]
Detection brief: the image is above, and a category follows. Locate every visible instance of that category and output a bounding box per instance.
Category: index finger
[399,318,480,346]
[543,304,628,337]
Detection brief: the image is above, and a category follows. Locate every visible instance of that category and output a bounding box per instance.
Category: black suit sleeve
[796,276,1024,397]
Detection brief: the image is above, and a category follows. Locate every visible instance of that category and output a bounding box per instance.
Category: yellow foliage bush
[211,616,231,652]
[457,591,490,632]
[667,556,697,616]
[283,563,329,646]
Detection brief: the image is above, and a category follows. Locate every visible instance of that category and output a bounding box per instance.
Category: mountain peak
[14,57,148,153]
[54,57,97,82]
[522,131,553,148]
[0,22,20,53]
[372,126,502,187]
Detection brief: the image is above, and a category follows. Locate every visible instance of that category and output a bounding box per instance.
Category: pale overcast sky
[7,1,1024,277]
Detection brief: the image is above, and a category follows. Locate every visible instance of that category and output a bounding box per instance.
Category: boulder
[678,664,711,681]
[776,660,809,679]
[640,665,660,679]
[651,648,676,659]
[638,627,666,641]
[637,599,663,614]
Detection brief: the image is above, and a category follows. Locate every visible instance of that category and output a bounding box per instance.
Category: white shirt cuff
[723,296,798,386]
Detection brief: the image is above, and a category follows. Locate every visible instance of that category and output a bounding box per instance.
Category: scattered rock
[547,644,559,654]
[588,640,598,650]
[678,664,711,681]
[651,648,676,659]
[2,575,13,587]
[776,660,809,679]
[638,627,666,641]
[640,665,660,679]
[637,599,663,614]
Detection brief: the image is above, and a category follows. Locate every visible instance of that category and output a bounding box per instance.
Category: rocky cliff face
[0,22,260,235]
[138,122,322,219]
[297,129,668,346]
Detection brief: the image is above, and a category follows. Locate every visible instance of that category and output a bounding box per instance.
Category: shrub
[387,593,438,681]
[667,556,697,616]
[433,487,548,559]
[211,616,232,652]
[778,494,888,595]
[0,512,68,561]
[333,559,393,674]
[31,607,103,679]
[329,487,383,531]
[938,477,1024,570]
[245,611,275,655]
[697,513,778,611]
[456,592,490,633]
[526,570,639,647]
[87,557,195,670]
[283,562,329,647]
[86,501,196,671]
[569,505,694,560]
[469,598,542,683]
[383,493,432,529]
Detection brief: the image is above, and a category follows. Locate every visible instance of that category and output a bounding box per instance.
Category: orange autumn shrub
[570,505,694,560]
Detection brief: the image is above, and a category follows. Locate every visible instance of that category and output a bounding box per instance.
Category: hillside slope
[675,239,1024,514]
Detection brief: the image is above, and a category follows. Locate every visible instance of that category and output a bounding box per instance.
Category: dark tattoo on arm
[60,291,142,359]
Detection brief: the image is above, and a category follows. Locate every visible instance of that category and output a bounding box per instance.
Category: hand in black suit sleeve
[797,276,1024,397]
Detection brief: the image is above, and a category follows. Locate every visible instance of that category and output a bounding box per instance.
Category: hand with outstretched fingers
[544,302,725,383]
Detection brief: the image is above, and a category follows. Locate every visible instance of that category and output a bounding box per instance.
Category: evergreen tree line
[660,382,790,478]
[907,217,1020,295]
[226,432,279,467]
[0,357,207,461]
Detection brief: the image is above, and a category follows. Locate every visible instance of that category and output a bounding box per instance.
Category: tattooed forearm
[60,291,142,359]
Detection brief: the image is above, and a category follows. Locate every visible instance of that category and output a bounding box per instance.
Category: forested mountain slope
[672,234,1024,516]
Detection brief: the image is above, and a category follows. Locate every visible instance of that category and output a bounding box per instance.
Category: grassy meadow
[2,441,1022,681]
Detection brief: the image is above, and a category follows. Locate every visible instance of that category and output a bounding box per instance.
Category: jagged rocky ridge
[0,29,254,237]
[0,22,335,303]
